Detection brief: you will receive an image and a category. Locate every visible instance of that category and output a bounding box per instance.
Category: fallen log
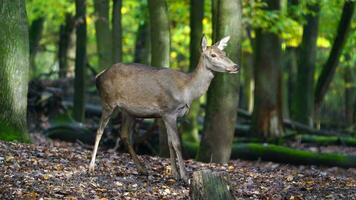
[190,170,233,200]
[183,142,356,168]
[298,135,356,147]
[236,109,352,136]
[44,123,95,145]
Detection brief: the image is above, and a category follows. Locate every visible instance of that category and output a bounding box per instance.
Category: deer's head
[201,35,240,73]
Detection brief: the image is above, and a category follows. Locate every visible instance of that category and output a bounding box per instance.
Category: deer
[88,35,240,182]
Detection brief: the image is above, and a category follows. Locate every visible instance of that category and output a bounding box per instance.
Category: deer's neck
[184,55,214,103]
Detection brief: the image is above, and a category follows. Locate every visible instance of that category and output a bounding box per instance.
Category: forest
[0,0,355,199]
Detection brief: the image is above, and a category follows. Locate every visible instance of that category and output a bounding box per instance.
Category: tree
[29,17,45,74]
[292,2,320,126]
[314,1,355,116]
[112,0,122,63]
[94,0,113,68]
[58,14,75,78]
[134,6,151,65]
[73,0,87,122]
[0,0,31,142]
[198,0,241,163]
[181,0,204,142]
[148,0,170,157]
[251,0,284,138]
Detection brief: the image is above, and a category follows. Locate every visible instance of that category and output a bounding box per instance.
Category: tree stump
[190,169,233,200]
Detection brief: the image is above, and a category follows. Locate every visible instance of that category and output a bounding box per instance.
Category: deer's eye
[211,54,217,58]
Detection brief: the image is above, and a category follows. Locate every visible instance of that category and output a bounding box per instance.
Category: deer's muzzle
[226,65,240,73]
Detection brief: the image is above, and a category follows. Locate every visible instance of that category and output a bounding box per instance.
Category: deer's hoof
[88,164,95,173]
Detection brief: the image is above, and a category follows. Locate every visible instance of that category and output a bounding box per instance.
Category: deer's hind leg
[120,111,147,174]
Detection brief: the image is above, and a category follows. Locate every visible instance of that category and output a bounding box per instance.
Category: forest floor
[1,136,355,200]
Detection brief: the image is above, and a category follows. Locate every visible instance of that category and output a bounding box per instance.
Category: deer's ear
[201,35,207,51]
[214,36,230,50]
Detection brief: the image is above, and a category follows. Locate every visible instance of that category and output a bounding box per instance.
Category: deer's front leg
[163,115,188,182]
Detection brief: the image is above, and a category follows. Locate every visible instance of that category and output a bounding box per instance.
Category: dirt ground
[0,139,355,200]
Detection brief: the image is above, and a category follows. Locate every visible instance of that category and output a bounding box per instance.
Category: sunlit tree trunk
[94,0,112,68]
[29,17,44,75]
[58,14,75,78]
[198,0,241,163]
[148,0,170,157]
[293,3,320,126]
[314,1,355,118]
[0,0,30,142]
[112,0,122,63]
[73,0,87,122]
[181,0,204,143]
[251,0,284,138]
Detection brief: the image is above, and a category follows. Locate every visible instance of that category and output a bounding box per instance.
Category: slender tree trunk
[73,0,87,122]
[251,0,284,138]
[293,3,320,126]
[242,52,254,113]
[314,1,355,114]
[134,18,151,65]
[112,0,122,63]
[148,0,170,157]
[344,55,355,130]
[58,14,75,78]
[94,0,113,68]
[285,47,298,118]
[29,17,44,75]
[0,0,30,142]
[198,0,241,163]
[181,0,204,142]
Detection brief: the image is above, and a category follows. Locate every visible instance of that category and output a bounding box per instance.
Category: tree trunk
[293,3,320,126]
[148,0,170,157]
[285,47,298,118]
[29,17,44,75]
[190,170,233,200]
[94,0,113,68]
[58,14,75,78]
[314,1,355,113]
[0,0,30,142]
[198,0,241,163]
[344,59,355,129]
[112,0,122,63]
[241,52,254,113]
[134,7,151,65]
[73,0,87,122]
[251,0,284,138]
[181,0,204,143]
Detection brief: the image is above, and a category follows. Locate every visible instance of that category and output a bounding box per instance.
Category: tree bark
[314,1,355,113]
[148,0,170,157]
[190,170,233,200]
[58,14,75,78]
[112,0,122,63]
[94,0,113,68]
[181,0,204,143]
[73,0,87,122]
[0,0,31,142]
[198,0,241,163]
[29,17,44,74]
[251,0,284,138]
[293,3,320,126]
